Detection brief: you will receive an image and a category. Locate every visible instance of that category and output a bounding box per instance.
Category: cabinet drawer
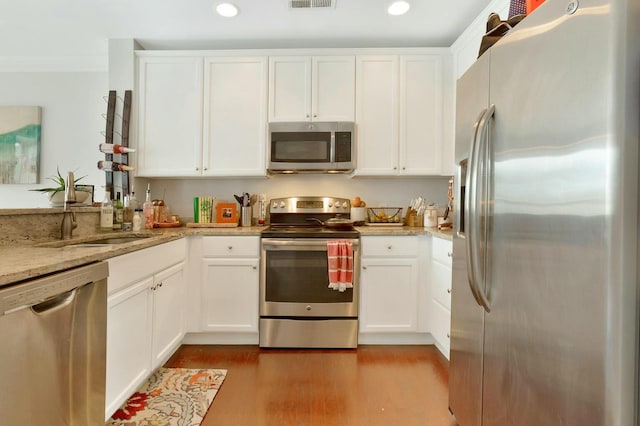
[432,236,452,265]
[202,236,259,257]
[108,239,186,294]
[431,261,452,310]
[361,236,418,257]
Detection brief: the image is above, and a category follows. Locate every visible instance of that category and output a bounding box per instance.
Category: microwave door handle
[330,132,336,163]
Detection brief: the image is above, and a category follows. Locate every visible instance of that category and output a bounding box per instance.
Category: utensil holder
[241,206,252,227]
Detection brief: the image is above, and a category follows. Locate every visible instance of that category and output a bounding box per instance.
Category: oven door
[260,238,360,317]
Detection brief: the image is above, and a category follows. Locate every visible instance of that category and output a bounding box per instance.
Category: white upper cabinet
[269,55,355,122]
[355,53,450,176]
[203,56,268,176]
[136,55,204,177]
[399,55,443,175]
[136,53,268,177]
[355,55,399,174]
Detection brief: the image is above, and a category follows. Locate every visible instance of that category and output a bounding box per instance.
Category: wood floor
[164,344,457,426]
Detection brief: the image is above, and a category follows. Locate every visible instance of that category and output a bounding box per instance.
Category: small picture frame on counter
[216,202,237,224]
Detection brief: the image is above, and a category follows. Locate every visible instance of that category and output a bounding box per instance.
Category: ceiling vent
[289,0,336,9]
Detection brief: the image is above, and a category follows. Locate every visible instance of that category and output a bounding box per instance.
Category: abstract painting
[0,106,41,184]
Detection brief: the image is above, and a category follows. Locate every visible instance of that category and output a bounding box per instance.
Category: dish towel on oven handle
[327,240,354,292]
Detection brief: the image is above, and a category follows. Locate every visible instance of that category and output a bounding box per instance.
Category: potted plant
[30,167,90,206]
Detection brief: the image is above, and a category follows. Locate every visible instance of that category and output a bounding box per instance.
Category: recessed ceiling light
[215,3,239,17]
[387,1,410,16]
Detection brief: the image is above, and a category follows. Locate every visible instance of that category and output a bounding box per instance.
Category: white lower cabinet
[105,277,153,419]
[184,236,260,343]
[359,236,429,344]
[201,258,259,332]
[105,239,186,420]
[429,237,453,358]
[151,263,185,368]
[359,257,418,332]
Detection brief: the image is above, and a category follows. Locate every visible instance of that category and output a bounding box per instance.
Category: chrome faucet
[60,172,78,240]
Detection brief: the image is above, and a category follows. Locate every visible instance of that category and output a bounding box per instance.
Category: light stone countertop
[0,224,452,288]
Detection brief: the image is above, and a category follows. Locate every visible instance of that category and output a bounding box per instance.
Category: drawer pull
[447,252,453,257]
[447,333,450,339]
[362,266,367,270]
[228,246,233,250]
[252,266,257,270]
[158,282,163,288]
[387,245,392,250]
[447,288,451,294]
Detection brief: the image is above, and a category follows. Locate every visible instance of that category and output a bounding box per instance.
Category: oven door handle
[262,239,360,249]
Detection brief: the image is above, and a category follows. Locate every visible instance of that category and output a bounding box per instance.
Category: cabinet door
[151,263,185,370]
[399,55,443,174]
[201,258,259,332]
[312,56,355,121]
[106,277,153,419]
[355,55,399,175]
[268,56,311,122]
[203,56,268,176]
[136,55,204,176]
[431,299,451,359]
[359,258,419,333]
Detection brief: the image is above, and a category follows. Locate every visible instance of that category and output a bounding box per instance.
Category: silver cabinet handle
[387,245,392,250]
[252,266,257,270]
[447,252,453,257]
[447,288,451,294]
[447,333,450,339]
[362,266,367,270]
[228,246,233,250]
[195,167,199,171]
[402,167,406,170]
[313,114,317,118]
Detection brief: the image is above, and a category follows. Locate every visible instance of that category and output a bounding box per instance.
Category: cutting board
[186,222,239,228]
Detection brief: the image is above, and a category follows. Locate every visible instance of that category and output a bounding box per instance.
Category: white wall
[0,72,108,208]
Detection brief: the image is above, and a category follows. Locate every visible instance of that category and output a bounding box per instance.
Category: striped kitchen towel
[327,240,353,292]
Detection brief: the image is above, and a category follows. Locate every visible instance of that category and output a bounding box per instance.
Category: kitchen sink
[73,236,152,245]
[37,234,154,248]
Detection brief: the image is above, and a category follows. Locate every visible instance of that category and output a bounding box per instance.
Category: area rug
[106,368,227,426]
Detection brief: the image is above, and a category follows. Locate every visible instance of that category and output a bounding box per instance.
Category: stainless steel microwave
[267,122,355,174]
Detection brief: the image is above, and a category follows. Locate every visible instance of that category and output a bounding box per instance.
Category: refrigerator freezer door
[449,51,491,426]
[482,0,621,424]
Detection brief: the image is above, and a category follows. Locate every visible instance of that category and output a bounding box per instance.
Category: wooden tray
[186,222,239,228]
[153,221,182,228]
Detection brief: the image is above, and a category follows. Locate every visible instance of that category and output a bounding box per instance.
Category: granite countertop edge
[0,225,452,287]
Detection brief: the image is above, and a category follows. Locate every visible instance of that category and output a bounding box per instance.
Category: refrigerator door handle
[465,107,491,312]
[475,104,495,312]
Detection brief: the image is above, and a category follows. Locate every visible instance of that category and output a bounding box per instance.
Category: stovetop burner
[261,196,360,239]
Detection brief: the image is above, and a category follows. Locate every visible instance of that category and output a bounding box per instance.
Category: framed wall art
[216,202,237,224]
[0,106,42,184]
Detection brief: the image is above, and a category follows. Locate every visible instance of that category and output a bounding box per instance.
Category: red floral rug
[106,368,227,426]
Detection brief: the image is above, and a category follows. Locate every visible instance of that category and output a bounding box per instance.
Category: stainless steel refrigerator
[449,0,640,425]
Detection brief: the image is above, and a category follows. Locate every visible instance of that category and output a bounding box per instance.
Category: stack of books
[193,196,216,223]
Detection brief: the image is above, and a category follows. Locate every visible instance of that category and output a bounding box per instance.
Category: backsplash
[134,176,451,219]
[0,209,100,245]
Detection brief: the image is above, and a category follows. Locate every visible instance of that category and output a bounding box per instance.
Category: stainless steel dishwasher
[0,261,108,426]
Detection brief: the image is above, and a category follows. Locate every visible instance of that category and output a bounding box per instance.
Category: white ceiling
[1,0,488,59]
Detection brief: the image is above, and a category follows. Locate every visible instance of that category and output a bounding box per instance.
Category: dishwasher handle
[31,288,77,314]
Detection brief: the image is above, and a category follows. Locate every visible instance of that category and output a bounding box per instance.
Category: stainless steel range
[260,196,360,348]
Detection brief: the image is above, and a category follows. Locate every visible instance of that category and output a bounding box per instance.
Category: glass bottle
[143,184,154,229]
[100,191,113,230]
[113,192,124,230]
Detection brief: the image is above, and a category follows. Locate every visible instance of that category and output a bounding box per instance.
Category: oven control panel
[269,197,351,214]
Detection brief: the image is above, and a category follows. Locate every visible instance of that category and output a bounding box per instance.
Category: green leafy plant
[30,167,87,195]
